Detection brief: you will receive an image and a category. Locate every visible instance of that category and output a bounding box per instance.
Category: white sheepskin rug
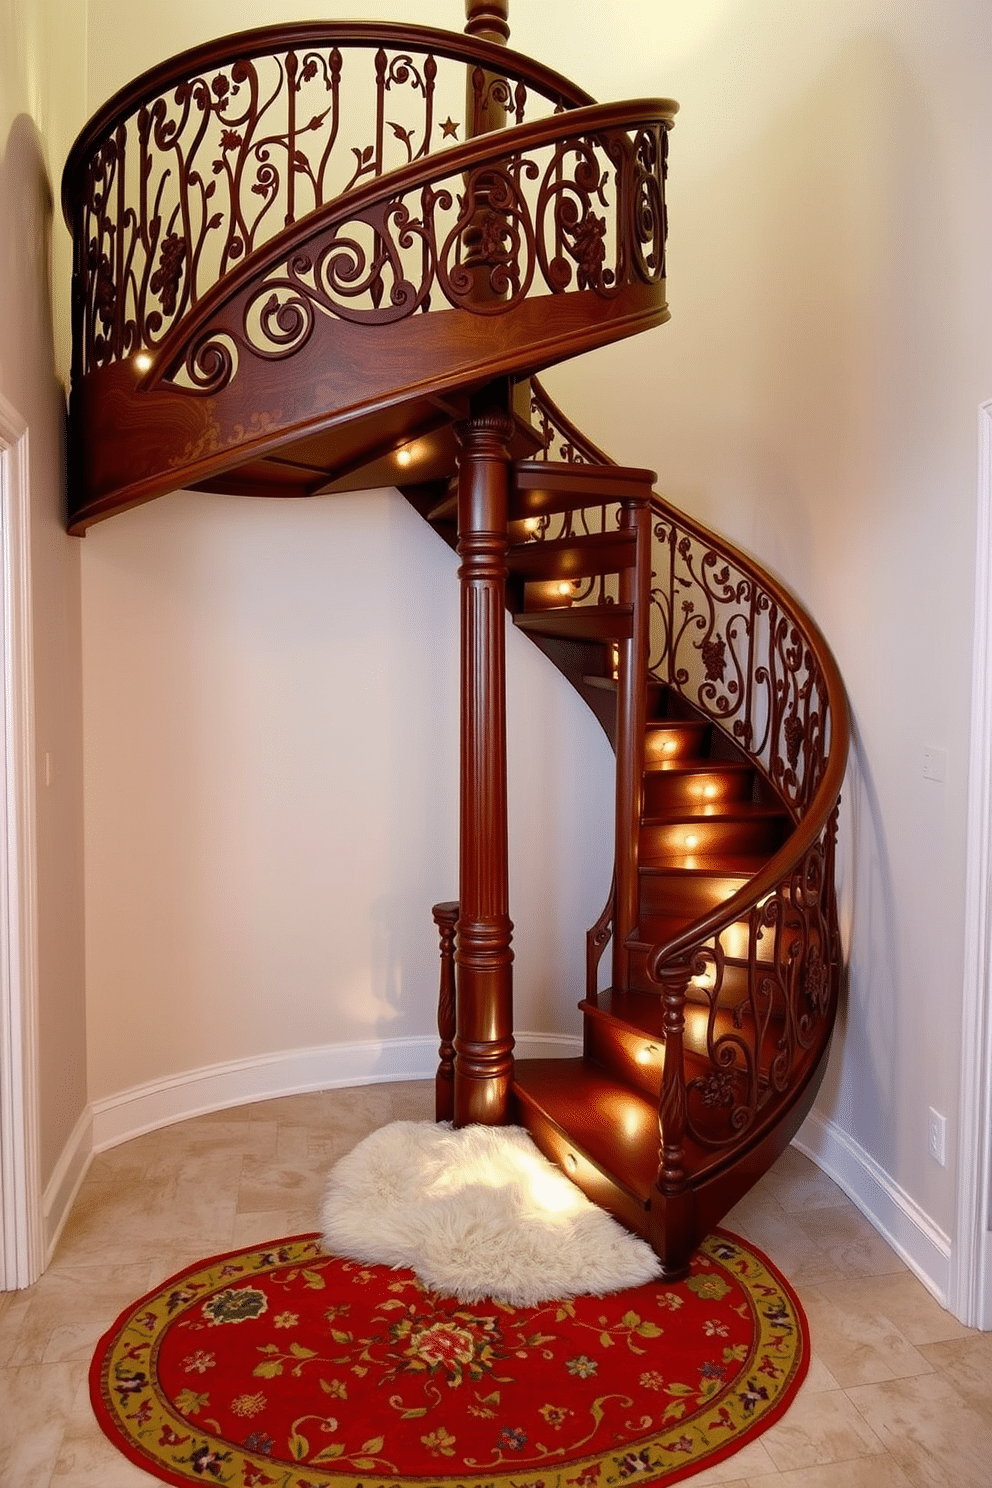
[320,1120,660,1305]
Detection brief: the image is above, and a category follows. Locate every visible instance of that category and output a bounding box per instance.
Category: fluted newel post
[649,961,695,1278]
[453,388,515,1127]
[433,900,459,1122]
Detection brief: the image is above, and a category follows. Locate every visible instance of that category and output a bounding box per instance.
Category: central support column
[453,385,515,1126]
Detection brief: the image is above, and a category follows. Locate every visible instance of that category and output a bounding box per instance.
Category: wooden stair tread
[513,603,634,640]
[626,924,755,964]
[584,983,780,1034]
[640,857,768,878]
[513,1058,662,1205]
[642,759,753,777]
[641,805,786,825]
[515,458,656,492]
[507,528,637,579]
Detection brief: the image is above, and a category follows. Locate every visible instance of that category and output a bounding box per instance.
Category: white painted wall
[60,0,992,1299]
[0,0,87,1207]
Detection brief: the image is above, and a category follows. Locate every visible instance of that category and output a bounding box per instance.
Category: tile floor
[1,1080,991,1487]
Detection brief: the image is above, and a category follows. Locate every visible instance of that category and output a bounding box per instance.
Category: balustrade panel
[529,379,848,1167]
[65,26,617,382]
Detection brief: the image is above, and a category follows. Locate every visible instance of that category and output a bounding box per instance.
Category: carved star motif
[441,117,460,140]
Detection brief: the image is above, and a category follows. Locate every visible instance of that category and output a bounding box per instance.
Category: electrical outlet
[922,746,947,782]
[928,1107,947,1167]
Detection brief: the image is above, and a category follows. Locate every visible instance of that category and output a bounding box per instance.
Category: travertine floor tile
[792,1203,908,1279]
[760,1146,848,1213]
[746,1455,914,1486]
[51,1377,161,1485]
[846,1372,992,1488]
[798,1285,935,1388]
[673,1433,777,1482]
[0,1263,151,1369]
[230,1206,320,1249]
[2,1084,988,1488]
[718,1203,846,1288]
[753,1383,887,1472]
[916,1332,992,1425]
[817,1271,972,1347]
[0,1361,78,1487]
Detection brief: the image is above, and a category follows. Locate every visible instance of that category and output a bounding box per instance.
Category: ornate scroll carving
[65,26,606,382]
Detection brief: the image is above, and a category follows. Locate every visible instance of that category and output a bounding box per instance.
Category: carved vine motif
[68,33,606,379]
[164,119,669,394]
[525,385,834,824]
[525,378,843,1165]
[674,828,839,1152]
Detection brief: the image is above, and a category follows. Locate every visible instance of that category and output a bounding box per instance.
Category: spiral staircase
[62,1,849,1277]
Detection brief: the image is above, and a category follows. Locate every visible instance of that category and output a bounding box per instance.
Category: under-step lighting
[565,1152,578,1173]
[557,581,574,597]
[133,351,153,373]
[684,833,700,849]
[703,783,719,799]
[396,447,413,466]
[524,517,540,533]
[636,1042,661,1065]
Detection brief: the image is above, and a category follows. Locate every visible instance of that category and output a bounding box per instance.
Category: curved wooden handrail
[62,19,594,228]
[528,378,850,989]
[645,495,850,981]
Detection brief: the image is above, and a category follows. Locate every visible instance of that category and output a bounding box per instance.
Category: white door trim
[0,399,42,1291]
[955,399,992,1329]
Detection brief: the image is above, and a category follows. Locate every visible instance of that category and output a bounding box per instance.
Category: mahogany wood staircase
[61,1,849,1277]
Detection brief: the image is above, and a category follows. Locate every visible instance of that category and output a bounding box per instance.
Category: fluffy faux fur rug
[320,1120,661,1304]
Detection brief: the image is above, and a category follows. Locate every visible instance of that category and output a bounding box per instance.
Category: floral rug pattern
[90,1230,808,1488]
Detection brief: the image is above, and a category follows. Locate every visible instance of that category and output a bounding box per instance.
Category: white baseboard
[794,1108,952,1307]
[43,1105,93,1266]
[40,1031,583,1256]
[89,1031,582,1152]
[43,1040,950,1312]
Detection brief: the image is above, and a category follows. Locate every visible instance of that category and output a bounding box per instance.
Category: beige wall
[531,0,991,1242]
[80,486,614,1095]
[1,0,87,1188]
[61,0,992,1267]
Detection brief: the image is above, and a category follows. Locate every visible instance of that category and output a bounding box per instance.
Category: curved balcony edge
[67,284,668,532]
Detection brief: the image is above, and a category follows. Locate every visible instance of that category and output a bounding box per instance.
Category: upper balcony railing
[62,22,620,383]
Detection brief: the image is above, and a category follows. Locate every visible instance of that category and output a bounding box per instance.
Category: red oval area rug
[90,1230,808,1487]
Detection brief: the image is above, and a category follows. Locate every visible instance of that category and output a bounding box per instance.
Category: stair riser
[639,871,752,919]
[513,1094,651,1239]
[626,952,757,1004]
[514,605,633,641]
[585,1000,772,1093]
[632,922,778,1000]
[639,816,787,863]
[643,769,754,813]
[644,725,709,764]
[585,1015,664,1100]
[520,581,582,612]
